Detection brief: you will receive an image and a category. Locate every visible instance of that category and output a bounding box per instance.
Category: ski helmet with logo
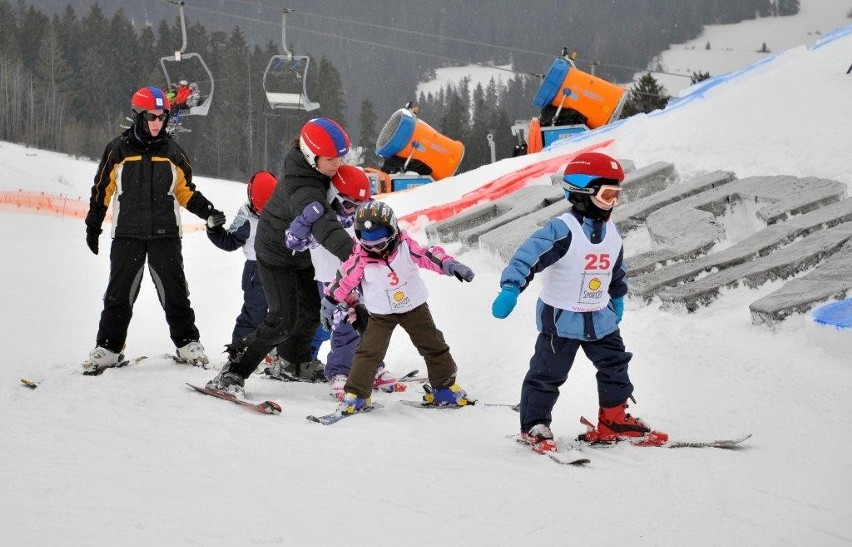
[353,200,399,256]
[247,170,278,215]
[561,151,624,221]
[328,165,372,215]
[130,86,171,140]
[299,118,350,170]
[131,86,170,114]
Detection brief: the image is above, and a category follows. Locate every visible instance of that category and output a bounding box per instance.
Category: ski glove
[320,297,347,331]
[443,260,475,282]
[207,209,226,230]
[491,284,520,319]
[86,226,101,255]
[612,296,624,324]
[286,201,324,252]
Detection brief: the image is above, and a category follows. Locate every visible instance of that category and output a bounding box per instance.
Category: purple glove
[285,201,324,252]
[337,213,354,228]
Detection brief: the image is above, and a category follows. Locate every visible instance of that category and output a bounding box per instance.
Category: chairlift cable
[152,0,692,80]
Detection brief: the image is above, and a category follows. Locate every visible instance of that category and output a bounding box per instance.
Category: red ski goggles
[562,174,622,206]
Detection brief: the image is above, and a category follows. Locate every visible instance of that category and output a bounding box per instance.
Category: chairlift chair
[159,1,214,117]
[262,9,319,112]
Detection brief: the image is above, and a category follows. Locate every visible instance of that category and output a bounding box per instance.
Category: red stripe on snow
[398,139,613,228]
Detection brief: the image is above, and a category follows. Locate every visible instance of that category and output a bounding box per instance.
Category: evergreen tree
[18,6,50,67]
[690,71,711,84]
[621,73,669,118]
[358,98,380,167]
[439,88,470,170]
[468,83,491,167]
[312,57,346,126]
[777,0,800,16]
[0,0,21,61]
[34,25,74,149]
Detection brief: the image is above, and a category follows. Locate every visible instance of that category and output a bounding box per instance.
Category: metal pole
[487,134,496,163]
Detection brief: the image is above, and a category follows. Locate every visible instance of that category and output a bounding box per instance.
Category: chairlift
[159,0,214,117]
[262,9,320,112]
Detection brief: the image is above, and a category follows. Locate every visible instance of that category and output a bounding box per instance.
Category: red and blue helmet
[299,118,351,169]
[131,86,171,113]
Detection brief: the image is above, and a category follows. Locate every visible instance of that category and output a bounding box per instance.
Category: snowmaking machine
[369,107,465,194]
[512,50,626,156]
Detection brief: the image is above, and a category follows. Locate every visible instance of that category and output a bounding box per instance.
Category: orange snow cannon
[375,108,465,181]
[533,57,626,129]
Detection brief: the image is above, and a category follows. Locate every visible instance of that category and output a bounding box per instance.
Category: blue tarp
[812,298,852,330]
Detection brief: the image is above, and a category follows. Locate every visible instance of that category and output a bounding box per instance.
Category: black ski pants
[97,237,199,352]
[231,259,320,377]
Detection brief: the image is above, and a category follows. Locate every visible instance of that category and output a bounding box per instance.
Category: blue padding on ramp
[812,298,852,330]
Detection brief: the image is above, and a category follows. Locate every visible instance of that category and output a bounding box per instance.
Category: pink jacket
[327,232,452,305]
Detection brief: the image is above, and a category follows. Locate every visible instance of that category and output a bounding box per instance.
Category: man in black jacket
[82,86,226,373]
[207,117,355,396]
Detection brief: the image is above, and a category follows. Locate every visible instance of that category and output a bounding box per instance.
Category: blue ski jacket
[498,209,628,341]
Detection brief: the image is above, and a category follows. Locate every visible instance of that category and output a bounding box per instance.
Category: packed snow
[1,9,850,547]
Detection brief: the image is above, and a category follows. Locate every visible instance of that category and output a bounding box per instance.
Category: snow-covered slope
[1,20,851,547]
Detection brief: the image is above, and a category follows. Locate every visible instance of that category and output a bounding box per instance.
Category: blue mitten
[442,260,474,282]
[286,201,324,251]
[492,284,520,319]
[612,296,624,324]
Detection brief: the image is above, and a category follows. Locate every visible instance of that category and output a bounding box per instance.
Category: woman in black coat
[207,118,356,395]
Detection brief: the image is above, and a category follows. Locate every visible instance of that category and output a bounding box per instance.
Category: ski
[306,402,383,425]
[397,369,420,382]
[547,452,592,466]
[666,434,752,449]
[577,416,750,448]
[573,434,751,449]
[398,399,477,409]
[377,369,422,392]
[482,402,520,412]
[514,438,590,466]
[185,383,281,415]
[83,355,148,376]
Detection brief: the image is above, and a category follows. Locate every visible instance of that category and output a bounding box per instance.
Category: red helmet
[562,152,624,221]
[299,118,350,169]
[131,86,170,113]
[328,165,371,216]
[331,165,371,202]
[247,171,278,214]
[562,152,624,186]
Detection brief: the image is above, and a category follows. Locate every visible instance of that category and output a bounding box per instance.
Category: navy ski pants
[519,330,634,432]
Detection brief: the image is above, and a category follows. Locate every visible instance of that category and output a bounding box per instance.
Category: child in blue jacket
[492,152,666,453]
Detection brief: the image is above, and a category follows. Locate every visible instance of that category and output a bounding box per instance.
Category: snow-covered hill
[1,19,851,547]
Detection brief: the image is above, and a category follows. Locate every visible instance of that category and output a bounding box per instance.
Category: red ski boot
[578,401,668,445]
[519,424,558,454]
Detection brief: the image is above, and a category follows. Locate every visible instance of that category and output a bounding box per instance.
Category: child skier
[206,171,279,345]
[491,151,666,453]
[321,201,475,415]
[283,165,399,400]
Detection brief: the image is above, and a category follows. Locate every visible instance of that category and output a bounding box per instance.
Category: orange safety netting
[0,189,205,232]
